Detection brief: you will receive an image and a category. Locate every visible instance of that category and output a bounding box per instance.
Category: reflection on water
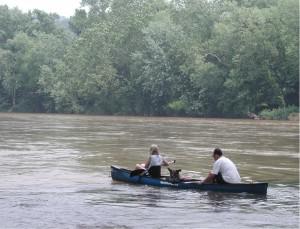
[0,113,298,228]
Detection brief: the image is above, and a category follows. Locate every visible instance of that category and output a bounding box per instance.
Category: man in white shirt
[201,148,241,184]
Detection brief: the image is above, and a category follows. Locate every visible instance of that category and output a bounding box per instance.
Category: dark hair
[213,148,223,156]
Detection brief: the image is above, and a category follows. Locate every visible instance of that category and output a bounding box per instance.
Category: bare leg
[135,163,146,170]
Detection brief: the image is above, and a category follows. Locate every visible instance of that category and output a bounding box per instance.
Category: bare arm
[144,157,151,169]
[162,158,169,166]
[201,172,216,184]
[162,158,176,166]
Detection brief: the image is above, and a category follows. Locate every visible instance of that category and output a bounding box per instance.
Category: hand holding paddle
[169,160,176,165]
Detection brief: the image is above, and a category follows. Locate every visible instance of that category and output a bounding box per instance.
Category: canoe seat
[148,166,161,178]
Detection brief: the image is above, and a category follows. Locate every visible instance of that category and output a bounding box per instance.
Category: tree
[0,0,298,116]
[0,5,30,45]
[130,11,190,115]
[40,24,117,113]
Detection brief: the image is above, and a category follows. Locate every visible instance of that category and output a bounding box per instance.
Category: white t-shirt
[148,155,163,168]
[212,156,241,183]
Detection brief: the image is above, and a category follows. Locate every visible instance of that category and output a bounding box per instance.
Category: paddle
[130,160,176,177]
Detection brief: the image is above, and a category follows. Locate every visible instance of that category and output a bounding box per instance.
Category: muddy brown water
[0,113,298,228]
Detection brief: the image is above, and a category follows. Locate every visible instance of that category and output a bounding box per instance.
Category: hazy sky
[0,0,81,17]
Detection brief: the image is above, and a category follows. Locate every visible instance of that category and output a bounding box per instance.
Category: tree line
[0,0,298,118]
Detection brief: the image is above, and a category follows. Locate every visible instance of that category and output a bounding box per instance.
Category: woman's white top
[212,156,241,183]
[147,154,163,168]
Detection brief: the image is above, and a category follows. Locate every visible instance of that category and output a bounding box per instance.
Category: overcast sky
[0,0,81,17]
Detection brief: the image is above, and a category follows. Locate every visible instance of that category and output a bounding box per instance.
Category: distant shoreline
[0,111,299,122]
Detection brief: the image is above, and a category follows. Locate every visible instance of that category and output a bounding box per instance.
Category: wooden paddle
[130,160,176,177]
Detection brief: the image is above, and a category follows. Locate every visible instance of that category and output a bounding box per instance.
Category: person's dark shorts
[213,173,228,184]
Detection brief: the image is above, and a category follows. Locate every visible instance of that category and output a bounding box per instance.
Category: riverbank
[258,106,299,120]
[0,110,299,122]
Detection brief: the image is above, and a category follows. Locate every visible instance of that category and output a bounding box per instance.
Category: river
[0,113,298,228]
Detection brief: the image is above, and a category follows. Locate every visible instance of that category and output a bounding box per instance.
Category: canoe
[111,165,268,195]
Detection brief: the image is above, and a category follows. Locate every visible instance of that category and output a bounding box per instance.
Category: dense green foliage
[259,105,298,120]
[0,0,298,118]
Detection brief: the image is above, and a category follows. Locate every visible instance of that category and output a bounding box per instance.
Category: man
[201,148,241,184]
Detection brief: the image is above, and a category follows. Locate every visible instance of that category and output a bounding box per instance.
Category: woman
[135,144,170,178]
